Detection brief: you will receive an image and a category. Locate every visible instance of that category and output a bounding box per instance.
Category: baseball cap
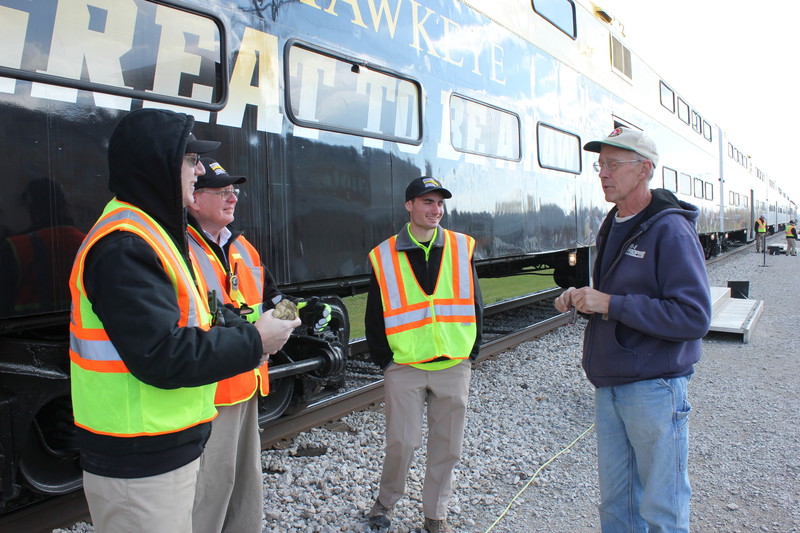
[405,176,452,202]
[185,133,221,154]
[584,127,659,167]
[196,157,246,190]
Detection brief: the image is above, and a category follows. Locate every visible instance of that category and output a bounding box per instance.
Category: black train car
[0,0,789,515]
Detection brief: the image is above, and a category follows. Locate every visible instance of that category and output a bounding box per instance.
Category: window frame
[284,40,423,144]
[536,122,582,174]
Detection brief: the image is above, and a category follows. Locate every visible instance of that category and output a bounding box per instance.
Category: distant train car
[0,0,792,515]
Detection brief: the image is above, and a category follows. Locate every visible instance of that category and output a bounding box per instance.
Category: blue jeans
[595,376,692,533]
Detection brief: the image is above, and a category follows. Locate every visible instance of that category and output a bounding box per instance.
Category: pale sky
[598,0,799,205]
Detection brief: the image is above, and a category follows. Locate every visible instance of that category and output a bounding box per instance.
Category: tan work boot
[367,498,393,529]
[424,517,451,532]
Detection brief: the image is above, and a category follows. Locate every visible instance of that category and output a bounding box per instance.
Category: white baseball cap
[584,127,659,167]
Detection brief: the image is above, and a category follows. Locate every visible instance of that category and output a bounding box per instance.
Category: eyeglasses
[184,154,201,166]
[196,188,240,200]
[592,159,643,172]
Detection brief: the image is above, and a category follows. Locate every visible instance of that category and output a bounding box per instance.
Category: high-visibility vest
[6,225,85,312]
[756,219,766,233]
[69,199,216,437]
[787,225,797,238]
[188,225,269,404]
[369,229,477,369]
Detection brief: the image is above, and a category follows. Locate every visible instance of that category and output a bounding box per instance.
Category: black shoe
[368,499,393,529]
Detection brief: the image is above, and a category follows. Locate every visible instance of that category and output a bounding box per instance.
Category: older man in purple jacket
[555,127,711,533]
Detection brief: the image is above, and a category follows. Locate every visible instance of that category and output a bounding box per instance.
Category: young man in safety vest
[786,219,797,256]
[69,109,299,533]
[755,214,767,252]
[187,157,330,533]
[365,176,483,533]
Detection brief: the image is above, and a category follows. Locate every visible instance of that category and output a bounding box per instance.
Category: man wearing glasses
[69,109,299,533]
[555,127,711,533]
[188,157,330,533]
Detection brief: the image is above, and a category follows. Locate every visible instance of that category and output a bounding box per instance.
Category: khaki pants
[378,360,471,520]
[193,396,264,533]
[83,457,200,533]
[756,232,766,252]
[787,237,797,255]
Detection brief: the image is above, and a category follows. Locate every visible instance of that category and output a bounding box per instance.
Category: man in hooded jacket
[555,127,711,532]
[68,108,299,533]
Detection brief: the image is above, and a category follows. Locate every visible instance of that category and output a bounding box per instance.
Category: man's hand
[254,309,300,355]
[297,297,332,331]
[555,286,611,316]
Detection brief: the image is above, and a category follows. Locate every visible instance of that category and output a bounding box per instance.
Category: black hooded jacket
[77,109,263,478]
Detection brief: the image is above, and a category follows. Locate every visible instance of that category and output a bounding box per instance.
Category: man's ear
[405,199,414,213]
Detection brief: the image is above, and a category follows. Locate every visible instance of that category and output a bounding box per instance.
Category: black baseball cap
[185,133,220,154]
[196,157,247,189]
[405,176,452,202]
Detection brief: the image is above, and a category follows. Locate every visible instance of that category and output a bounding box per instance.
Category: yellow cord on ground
[483,423,596,533]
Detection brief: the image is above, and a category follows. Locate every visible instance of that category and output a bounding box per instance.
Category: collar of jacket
[394,223,446,252]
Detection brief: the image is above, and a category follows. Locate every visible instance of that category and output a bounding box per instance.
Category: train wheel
[18,396,82,495]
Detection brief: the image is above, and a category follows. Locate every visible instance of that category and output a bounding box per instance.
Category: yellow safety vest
[69,199,216,437]
[756,219,766,233]
[786,225,796,238]
[188,225,270,404]
[369,229,477,370]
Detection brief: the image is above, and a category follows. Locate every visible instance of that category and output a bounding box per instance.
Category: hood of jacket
[597,188,699,254]
[108,108,196,253]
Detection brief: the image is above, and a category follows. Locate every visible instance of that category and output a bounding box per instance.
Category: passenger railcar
[0,0,792,514]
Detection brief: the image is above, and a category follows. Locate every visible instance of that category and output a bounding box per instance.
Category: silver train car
[0,0,793,514]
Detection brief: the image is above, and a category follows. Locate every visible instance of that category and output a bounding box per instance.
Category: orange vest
[188,225,269,404]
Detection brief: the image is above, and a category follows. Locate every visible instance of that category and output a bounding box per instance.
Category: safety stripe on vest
[230,240,264,295]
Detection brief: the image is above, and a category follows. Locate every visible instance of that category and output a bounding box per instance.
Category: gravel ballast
[54,238,800,532]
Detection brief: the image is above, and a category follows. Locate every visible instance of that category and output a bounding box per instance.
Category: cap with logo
[584,127,659,167]
[405,176,452,202]
[196,157,247,190]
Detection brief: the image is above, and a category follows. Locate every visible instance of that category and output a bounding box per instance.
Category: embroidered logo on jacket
[625,244,646,259]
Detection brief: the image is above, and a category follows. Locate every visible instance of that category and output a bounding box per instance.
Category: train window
[703,120,712,141]
[704,182,714,201]
[679,173,692,195]
[691,110,702,134]
[450,94,521,161]
[727,143,734,158]
[743,196,748,207]
[662,167,678,192]
[532,0,577,39]
[611,35,632,79]
[536,123,580,173]
[677,98,690,125]
[660,82,675,113]
[693,177,704,199]
[735,192,741,206]
[286,43,421,144]
[0,1,227,110]
[728,191,734,206]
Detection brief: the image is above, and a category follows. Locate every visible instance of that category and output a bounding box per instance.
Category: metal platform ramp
[708,286,764,343]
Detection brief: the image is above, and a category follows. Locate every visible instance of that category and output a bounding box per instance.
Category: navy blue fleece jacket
[582,189,712,388]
